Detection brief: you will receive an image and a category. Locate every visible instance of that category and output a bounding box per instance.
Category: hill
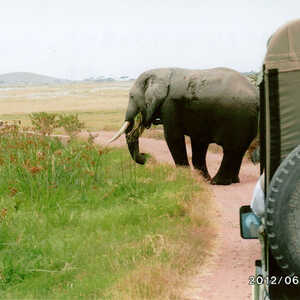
[0,72,71,86]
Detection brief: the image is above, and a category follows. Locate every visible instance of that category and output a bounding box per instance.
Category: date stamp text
[249,275,299,286]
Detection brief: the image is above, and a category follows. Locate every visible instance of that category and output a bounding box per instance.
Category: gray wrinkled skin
[124,67,258,185]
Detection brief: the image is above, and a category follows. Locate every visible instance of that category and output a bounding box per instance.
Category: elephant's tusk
[105,121,130,146]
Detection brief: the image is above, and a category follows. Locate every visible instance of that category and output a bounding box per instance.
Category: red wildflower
[9,188,17,196]
[29,166,43,174]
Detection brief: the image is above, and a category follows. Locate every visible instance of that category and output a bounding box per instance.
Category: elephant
[108,67,258,185]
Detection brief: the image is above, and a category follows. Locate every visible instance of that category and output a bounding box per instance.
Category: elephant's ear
[144,76,169,124]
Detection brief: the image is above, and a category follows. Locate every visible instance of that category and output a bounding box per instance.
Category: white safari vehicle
[240,19,300,300]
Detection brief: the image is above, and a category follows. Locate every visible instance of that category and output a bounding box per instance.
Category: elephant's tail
[248,137,260,164]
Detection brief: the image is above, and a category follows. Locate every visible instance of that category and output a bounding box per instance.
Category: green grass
[0,127,211,299]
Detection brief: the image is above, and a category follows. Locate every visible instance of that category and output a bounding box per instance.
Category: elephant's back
[168,67,257,104]
[189,68,256,99]
[217,68,258,101]
[134,67,258,108]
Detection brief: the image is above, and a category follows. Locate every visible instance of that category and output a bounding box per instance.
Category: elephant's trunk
[125,108,147,164]
[108,99,148,164]
[126,131,147,164]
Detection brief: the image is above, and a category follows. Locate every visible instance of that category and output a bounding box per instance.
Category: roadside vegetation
[0,113,214,299]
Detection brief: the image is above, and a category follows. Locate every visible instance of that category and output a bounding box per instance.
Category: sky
[1,0,300,80]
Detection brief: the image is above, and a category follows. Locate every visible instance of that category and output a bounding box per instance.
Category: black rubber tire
[266,145,300,276]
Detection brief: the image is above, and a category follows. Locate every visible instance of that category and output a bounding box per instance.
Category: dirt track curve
[90,131,261,300]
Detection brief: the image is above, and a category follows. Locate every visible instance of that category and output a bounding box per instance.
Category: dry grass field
[0,81,165,139]
[0,81,131,130]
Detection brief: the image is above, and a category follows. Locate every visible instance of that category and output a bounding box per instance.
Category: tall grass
[0,122,213,300]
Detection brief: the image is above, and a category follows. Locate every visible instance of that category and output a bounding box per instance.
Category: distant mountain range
[0,72,134,87]
[0,72,72,86]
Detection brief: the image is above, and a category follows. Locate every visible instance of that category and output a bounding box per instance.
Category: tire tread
[266,145,300,276]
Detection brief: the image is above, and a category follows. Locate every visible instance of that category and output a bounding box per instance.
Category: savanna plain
[0,81,215,299]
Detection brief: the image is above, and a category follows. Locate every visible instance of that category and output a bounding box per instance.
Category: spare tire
[266,145,300,276]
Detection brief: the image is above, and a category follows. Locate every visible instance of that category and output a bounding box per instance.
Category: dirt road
[91,131,261,300]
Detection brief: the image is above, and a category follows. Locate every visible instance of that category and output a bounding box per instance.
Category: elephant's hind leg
[211,149,245,185]
[190,139,210,180]
[230,152,245,183]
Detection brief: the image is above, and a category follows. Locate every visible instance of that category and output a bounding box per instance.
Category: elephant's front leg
[190,138,211,180]
[211,149,245,185]
[163,129,189,167]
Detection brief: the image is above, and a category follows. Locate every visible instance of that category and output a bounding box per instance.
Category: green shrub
[29,112,84,138]
[29,112,60,136]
